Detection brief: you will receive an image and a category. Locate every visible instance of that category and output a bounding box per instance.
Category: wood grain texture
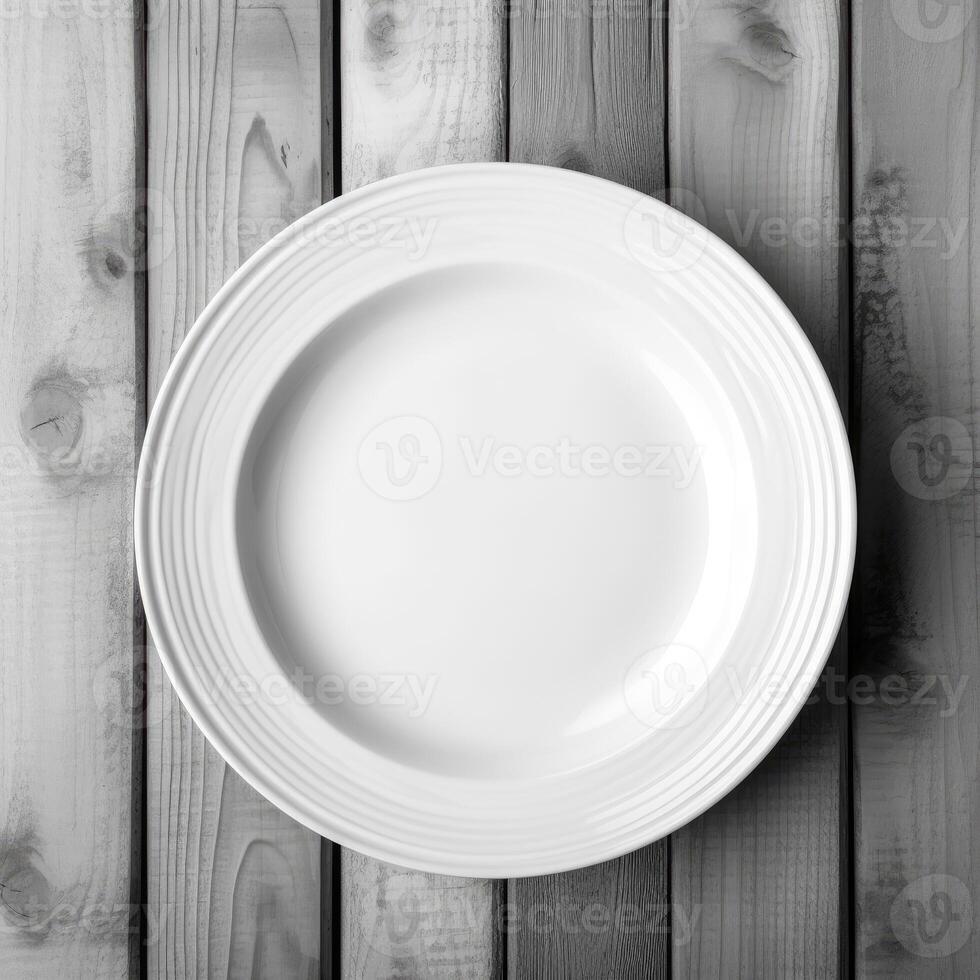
[341,0,505,190]
[668,1,847,976]
[852,3,980,976]
[339,2,505,976]
[509,0,666,195]
[508,1,670,976]
[146,2,325,976]
[0,3,141,977]
[341,853,502,979]
[508,850,670,979]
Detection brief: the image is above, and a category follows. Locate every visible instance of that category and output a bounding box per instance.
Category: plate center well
[238,263,737,778]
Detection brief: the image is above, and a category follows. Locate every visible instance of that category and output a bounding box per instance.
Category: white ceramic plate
[136,163,855,877]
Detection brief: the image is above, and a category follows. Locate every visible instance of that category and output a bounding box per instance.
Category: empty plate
[136,163,855,876]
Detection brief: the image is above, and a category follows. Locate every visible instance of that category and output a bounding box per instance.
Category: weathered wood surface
[341,0,505,188]
[508,1,670,976]
[508,850,670,979]
[668,1,847,976]
[0,3,142,977]
[852,3,979,977]
[338,1,506,976]
[146,1,325,976]
[342,853,502,979]
[509,0,666,196]
[13,0,980,975]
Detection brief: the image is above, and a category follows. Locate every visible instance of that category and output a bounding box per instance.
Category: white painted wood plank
[341,0,505,190]
[146,2,326,976]
[339,1,505,975]
[508,2,670,974]
[669,1,847,975]
[0,3,141,976]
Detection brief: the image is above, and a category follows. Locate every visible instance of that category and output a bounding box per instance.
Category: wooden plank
[507,1,670,976]
[0,3,142,977]
[509,0,666,195]
[852,4,979,976]
[146,2,326,976]
[341,0,505,187]
[507,851,670,978]
[338,1,505,976]
[341,853,502,979]
[668,1,847,976]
